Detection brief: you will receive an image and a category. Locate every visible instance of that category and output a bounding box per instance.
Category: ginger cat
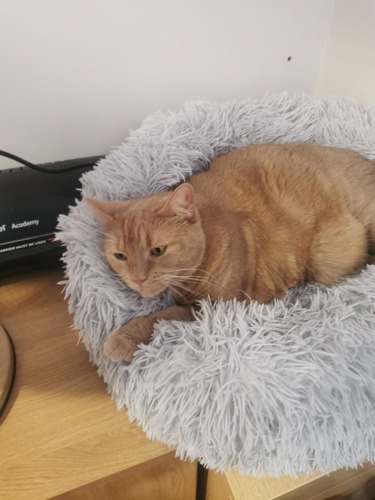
[86,143,375,362]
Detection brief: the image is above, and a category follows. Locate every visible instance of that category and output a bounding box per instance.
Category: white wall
[316,0,375,107]
[0,0,335,170]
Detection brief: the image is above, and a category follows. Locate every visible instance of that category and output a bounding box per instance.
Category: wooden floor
[0,265,196,499]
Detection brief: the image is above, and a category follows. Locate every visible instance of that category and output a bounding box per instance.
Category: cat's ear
[158,183,197,222]
[84,197,128,225]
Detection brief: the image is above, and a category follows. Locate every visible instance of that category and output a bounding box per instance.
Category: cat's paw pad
[103,329,138,362]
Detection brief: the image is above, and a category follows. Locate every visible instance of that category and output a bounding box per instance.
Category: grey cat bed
[58,94,375,476]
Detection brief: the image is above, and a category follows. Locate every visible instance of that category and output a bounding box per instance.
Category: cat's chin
[139,290,162,298]
[133,286,167,299]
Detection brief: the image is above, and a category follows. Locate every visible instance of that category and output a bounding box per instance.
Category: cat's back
[191,142,372,189]
[189,143,375,218]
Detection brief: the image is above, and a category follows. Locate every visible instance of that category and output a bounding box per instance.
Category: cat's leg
[308,214,367,285]
[103,306,194,362]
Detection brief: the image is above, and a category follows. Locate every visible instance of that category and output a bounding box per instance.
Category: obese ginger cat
[86,143,375,362]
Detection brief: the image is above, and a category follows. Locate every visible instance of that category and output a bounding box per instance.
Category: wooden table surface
[206,463,375,500]
[0,266,195,500]
[2,264,374,500]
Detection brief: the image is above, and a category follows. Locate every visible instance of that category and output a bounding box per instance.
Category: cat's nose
[133,277,147,286]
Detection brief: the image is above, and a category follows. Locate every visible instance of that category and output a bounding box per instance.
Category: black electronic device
[0,156,102,264]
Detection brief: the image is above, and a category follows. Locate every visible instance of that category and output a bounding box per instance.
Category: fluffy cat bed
[58,94,375,476]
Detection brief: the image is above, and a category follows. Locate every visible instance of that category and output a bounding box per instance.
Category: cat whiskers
[171,267,218,283]
[168,269,219,290]
[166,274,215,286]
[162,277,203,300]
[165,284,190,302]
[239,289,253,303]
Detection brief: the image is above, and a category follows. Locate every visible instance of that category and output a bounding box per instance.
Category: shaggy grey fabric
[57,93,375,476]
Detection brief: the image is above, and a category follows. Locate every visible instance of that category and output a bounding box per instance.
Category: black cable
[0,324,16,421]
[0,150,99,174]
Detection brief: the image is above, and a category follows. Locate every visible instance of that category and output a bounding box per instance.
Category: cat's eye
[150,245,167,257]
[114,252,127,261]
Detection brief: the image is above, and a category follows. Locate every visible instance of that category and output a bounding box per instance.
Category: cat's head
[85,183,206,298]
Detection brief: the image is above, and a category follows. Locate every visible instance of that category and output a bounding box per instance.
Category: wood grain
[218,470,316,500]
[54,454,197,500]
[205,470,235,500]
[0,268,195,499]
[207,461,375,499]
[276,463,375,500]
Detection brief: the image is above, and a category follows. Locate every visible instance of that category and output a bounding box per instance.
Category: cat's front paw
[103,317,153,362]
[103,329,138,362]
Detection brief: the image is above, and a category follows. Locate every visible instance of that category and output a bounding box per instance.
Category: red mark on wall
[287,56,292,62]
